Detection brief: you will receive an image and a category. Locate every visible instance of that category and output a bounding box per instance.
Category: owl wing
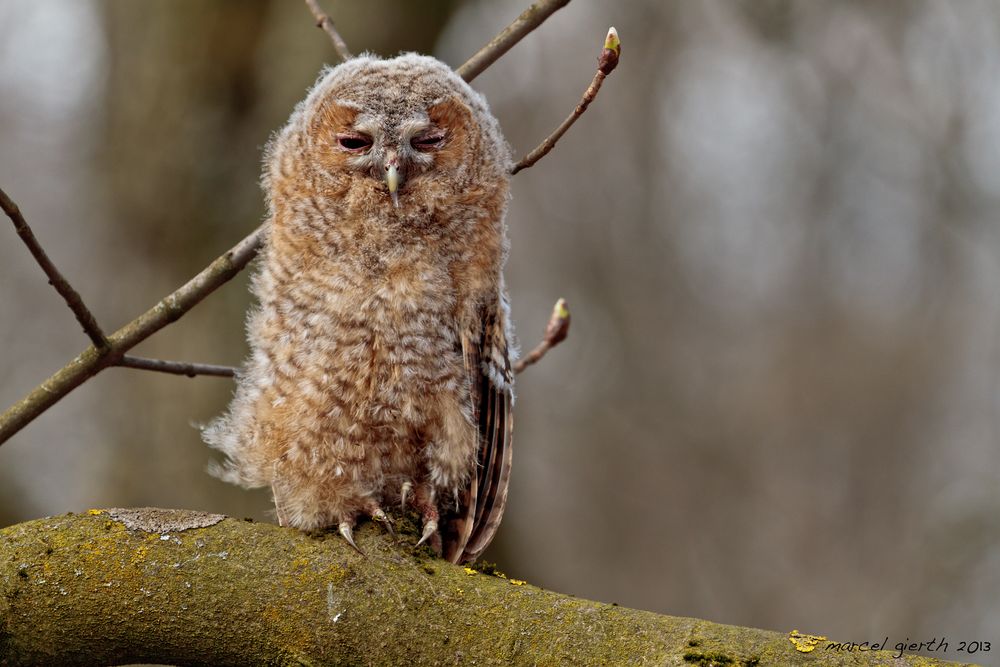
[443,299,514,564]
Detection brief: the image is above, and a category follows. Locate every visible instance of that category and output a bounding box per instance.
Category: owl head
[266,54,511,223]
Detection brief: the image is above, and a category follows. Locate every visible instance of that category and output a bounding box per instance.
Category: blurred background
[2,0,998,659]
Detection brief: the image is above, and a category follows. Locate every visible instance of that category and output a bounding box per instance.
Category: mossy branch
[0,510,959,666]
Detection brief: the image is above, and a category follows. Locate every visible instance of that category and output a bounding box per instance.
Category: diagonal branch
[303,0,352,62]
[457,0,572,82]
[511,27,620,174]
[0,225,265,447]
[0,187,109,350]
[117,356,236,378]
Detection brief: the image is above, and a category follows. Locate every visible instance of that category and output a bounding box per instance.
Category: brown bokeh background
[2,1,998,659]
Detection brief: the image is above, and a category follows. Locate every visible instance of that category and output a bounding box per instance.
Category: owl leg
[270,456,377,557]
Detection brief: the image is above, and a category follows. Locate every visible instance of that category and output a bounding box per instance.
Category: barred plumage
[204,54,515,563]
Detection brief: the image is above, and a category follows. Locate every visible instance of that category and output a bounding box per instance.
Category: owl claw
[338,521,364,556]
[400,481,413,510]
[415,519,438,548]
[372,508,395,537]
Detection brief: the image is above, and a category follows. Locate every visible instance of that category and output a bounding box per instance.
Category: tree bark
[0,510,964,666]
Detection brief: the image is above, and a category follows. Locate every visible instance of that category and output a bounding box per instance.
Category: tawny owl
[204,54,515,564]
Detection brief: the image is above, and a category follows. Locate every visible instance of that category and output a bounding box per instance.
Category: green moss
[683,651,735,665]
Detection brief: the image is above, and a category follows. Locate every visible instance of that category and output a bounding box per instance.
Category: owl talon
[372,508,395,537]
[400,481,413,510]
[338,521,365,556]
[415,519,438,548]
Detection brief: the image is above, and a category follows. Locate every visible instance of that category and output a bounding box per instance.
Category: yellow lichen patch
[509,579,526,586]
[262,605,282,625]
[463,567,477,576]
[788,629,827,653]
[130,545,149,567]
[87,509,104,516]
[325,563,348,583]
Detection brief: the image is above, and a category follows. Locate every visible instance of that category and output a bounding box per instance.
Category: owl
[204,54,515,564]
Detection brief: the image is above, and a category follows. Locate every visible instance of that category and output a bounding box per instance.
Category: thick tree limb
[457,0,572,82]
[0,225,265,446]
[0,187,109,350]
[0,510,957,666]
[303,0,352,62]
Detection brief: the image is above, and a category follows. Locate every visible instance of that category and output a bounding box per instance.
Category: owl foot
[371,507,395,537]
[416,517,438,547]
[338,520,364,556]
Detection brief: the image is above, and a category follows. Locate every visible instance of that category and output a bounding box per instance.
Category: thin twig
[511,27,620,175]
[513,298,570,374]
[0,225,265,446]
[117,356,236,378]
[0,187,109,350]
[303,0,352,62]
[457,0,571,82]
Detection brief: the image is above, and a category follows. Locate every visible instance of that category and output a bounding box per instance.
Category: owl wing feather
[443,300,513,564]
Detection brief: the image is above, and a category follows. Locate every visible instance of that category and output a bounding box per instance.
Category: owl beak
[384,155,401,208]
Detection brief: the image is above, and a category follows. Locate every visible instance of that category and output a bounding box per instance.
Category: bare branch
[117,356,236,378]
[303,0,352,62]
[457,0,571,82]
[511,27,620,175]
[514,298,570,374]
[0,187,109,350]
[0,225,265,447]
